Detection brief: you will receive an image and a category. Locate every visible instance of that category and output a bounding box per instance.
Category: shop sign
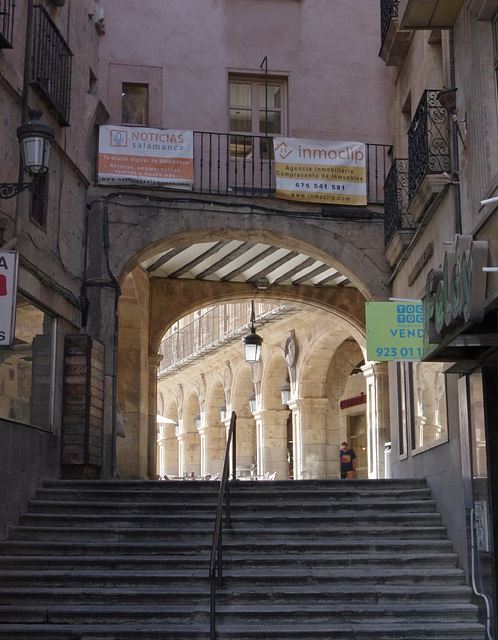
[366,301,424,361]
[423,235,488,349]
[0,251,19,347]
[340,393,367,410]
[98,125,194,189]
[273,137,366,206]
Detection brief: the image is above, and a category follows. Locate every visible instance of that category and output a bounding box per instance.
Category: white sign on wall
[98,125,194,189]
[0,251,19,346]
[273,137,367,206]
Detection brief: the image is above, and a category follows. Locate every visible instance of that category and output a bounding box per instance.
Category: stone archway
[86,190,390,479]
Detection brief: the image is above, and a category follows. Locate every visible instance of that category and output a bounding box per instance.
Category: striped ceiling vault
[140,241,352,288]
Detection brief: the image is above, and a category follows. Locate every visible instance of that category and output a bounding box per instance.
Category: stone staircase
[0,478,486,639]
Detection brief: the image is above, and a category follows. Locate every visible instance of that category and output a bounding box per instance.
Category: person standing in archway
[340,442,356,479]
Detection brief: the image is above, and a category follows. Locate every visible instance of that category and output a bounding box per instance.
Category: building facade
[0,0,105,537]
[0,0,496,632]
[381,0,497,632]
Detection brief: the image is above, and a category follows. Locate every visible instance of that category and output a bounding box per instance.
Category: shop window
[0,296,56,430]
[122,83,149,125]
[30,174,49,228]
[229,75,286,159]
[410,361,448,451]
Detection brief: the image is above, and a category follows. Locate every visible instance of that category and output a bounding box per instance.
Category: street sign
[0,251,19,347]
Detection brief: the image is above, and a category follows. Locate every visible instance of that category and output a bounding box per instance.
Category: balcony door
[229,76,286,194]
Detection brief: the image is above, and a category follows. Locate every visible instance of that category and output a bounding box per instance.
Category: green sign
[366,301,424,361]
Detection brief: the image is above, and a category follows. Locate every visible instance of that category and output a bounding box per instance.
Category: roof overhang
[398,0,464,29]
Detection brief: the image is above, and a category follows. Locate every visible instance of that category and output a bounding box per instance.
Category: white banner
[98,125,194,189]
[0,251,19,346]
[273,137,367,205]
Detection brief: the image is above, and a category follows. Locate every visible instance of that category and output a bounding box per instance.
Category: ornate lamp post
[0,110,55,199]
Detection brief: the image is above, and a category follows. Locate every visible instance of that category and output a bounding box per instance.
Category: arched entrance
[84,188,391,479]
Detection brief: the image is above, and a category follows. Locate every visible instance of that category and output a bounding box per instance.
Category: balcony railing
[407,90,450,201]
[0,0,15,48]
[384,158,415,247]
[193,132,390,204]
[158,302,287,375]
[31,4,72,126]
[380,0,399,45]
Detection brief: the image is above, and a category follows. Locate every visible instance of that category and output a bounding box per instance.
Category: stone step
[220,566,467,587]
[0,567,466,589]
[215,622,488,639]
[34,485,433,503]
[0,584,474,606]
[215,602,479,624]
[0,562,464,587]
[40,478,429,492]
[0,550,459,571]
[0,601,479,625]
[7,523,450,541]
[16,511,442,529]
[0,623,206,639]
[26,497,437,514]
[0,621,487,640]
[0,537,455,556]
[7,525,213,541]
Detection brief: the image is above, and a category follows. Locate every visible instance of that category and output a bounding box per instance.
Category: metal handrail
[209,411,237,640]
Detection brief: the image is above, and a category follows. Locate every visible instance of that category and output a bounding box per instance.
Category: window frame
[29,173,49,229]
[229,74,287,137]
[121,82,149,126]
[31,3,72,126]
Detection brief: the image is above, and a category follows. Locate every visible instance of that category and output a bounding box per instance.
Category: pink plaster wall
[98,0,391,144]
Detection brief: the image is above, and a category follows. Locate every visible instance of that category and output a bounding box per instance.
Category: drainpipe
[3,0,34,251]
[449,29,462,236]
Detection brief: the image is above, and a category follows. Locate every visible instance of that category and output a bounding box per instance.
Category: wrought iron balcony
[384,158,414,247]
[0,0,15,49]
[193,131,390,203]
[31,4,73,126]
[379,0,411,66]
[407,90,450,202]
[380,0,399,44]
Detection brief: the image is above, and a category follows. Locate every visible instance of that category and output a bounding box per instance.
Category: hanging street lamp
[242,300,263,363]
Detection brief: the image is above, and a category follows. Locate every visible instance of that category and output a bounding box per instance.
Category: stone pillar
[162,423,180,477]
[254,409,288,479]
[204,424,225,476]
[235,416,256,470]
[148,352,162,479]
[182,430,201,478]
[362,361,390,478]
[85,199,117,479]
[289,398,329,479]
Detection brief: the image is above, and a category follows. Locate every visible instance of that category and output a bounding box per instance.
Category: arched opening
[109,206,389,480]
[150,297,387,482]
